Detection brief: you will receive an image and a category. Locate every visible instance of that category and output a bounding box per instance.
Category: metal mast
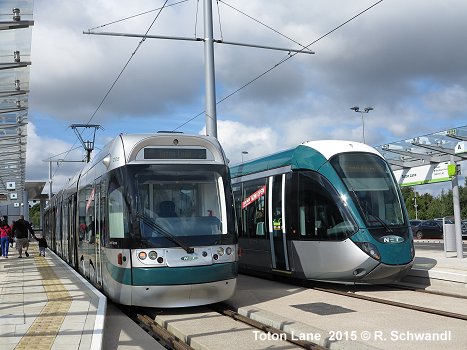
[204,0,217,138]
[84,3,314,139]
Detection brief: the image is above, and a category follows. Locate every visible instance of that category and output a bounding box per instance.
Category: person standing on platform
[12,215,34,258]
[9,221,15,248]
[0,220,11,258]
[32,232,48,257]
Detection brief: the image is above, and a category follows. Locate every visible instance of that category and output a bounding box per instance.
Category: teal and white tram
[230,140,414,284]
[44,133,238,307]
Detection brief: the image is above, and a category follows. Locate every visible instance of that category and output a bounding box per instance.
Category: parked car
[434,217,454,227]
[409,220,422,232]
[411,220,443,239]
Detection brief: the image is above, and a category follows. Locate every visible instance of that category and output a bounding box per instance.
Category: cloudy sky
[26,0,467,194]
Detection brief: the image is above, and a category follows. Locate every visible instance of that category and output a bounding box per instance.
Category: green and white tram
[230,140,414,284]
[45,133,237,307]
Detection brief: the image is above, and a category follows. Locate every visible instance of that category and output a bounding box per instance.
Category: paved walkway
[0,242,106,350]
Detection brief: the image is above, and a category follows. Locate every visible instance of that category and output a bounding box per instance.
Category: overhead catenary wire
[43,146,83,162]
[54,0,384,175]
[174,0,384,132]
[218,0,308,49]
[172,52,292,132]
[86,0,170,127]
[52,0,170,179]
[87,0,189,31]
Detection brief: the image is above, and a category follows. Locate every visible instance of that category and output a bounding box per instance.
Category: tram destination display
[144,148,207,160]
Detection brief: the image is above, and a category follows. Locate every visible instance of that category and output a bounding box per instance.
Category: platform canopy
[0,1,34,206]
[374,125,467,186]
[375,125,467,170]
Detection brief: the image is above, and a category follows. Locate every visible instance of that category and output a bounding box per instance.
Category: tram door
[268,174,290,271]
[68,195,78,269]
[94,185,103,287]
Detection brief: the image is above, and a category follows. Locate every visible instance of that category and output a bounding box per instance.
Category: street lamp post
[413,190,418,220]
[350,106,374,143]
[241,151,248,163]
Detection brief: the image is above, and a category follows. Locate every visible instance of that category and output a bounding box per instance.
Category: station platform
[222,243,467,350]
[0,242,106,350]
[0,241,162,350]
[402,241,467,293]
[0,240,465,350]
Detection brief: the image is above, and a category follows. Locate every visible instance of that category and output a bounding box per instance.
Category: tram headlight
[226,247,233,255]
[148,251,158,260]
[355,242,381,261]
[217,247,225,256]
[138,251,147,260]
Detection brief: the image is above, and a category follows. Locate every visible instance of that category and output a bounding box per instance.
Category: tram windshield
[129,164,231,241]
[330,153,406,230]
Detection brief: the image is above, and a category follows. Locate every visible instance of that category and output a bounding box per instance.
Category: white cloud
[24,0,467,198]
[26,122,85,194]
[205,120,281,164]
[423,85,467,116]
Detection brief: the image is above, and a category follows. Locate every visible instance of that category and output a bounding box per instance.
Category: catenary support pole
[451,156,464,258]
[204,0,217,138]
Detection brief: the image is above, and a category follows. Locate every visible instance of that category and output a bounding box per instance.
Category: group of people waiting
[0,215,48,259]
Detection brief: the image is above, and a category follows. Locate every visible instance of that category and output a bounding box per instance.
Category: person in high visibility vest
[273,217,282,231]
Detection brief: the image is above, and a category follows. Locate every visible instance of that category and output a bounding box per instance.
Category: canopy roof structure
[0,2,33,206]
[375,125,467,171]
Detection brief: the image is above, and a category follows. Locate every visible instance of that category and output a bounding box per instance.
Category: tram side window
[55,206,61,242]
[79,187,96,244]
[240,179,267,239]
[99,183,107,245]
[232,184,244,237]
[108,182,129,239]
[297,172,355,241]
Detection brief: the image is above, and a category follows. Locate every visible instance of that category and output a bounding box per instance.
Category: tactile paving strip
[15,249,72,350]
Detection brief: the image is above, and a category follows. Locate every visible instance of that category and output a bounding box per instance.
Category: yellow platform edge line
[15,249,72,350]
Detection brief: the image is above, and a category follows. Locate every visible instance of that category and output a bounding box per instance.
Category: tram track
[129,303,327,350]
[123,272,467,349]
[256,273,467,322]
[388,283,467,299]
[209,303,326,350]
[121,274,467,350]
[307,284,467,321]
[137,313,194,350]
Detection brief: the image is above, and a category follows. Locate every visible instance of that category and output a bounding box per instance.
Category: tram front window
[330,153,406,232]
[132,165,228,239]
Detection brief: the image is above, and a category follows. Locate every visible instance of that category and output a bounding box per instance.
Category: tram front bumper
[131,278,237,307]
[358,261,414,284]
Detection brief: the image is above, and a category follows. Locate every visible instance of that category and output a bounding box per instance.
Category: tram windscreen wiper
[135,212,194,254]
[367,213,393,233]
[348,187,392,233]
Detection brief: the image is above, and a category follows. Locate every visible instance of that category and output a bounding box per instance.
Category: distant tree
[438,189,454,218]
[418,192,436,219]
[29,203,41,228]
[400,187,416,219]
[400,178,466,221]
[460,179,467,218]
